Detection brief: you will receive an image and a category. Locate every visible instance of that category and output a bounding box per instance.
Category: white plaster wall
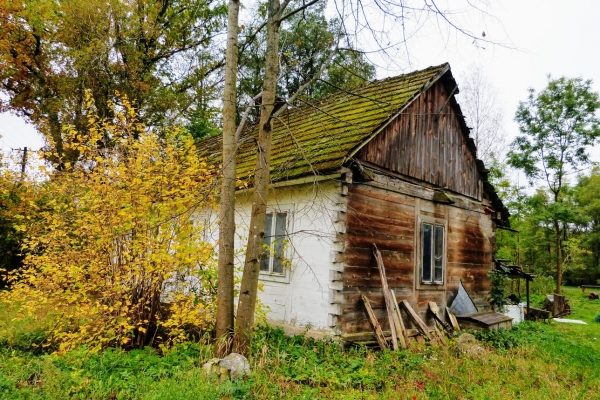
[231,180,342,332]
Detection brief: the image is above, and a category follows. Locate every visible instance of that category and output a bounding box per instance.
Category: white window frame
[259,205,293,283]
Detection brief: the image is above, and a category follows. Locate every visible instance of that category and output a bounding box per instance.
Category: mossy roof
[200,63,450,182]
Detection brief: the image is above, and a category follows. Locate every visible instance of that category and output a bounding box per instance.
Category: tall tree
[0,0,226,165]
[573,168,600,283]
[508,76,600,293]
[215,0,240,357]
[233,0,284,357]
[458,65,506,163]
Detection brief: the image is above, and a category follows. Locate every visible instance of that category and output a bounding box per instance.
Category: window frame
[258,205,293,283]
[417,216,447,288]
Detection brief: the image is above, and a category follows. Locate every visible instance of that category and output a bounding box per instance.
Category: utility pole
[20,147,28,180]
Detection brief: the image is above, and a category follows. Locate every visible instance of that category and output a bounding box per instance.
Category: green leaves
[509,76,600,192]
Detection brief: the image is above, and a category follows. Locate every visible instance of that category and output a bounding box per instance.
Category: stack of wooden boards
[361,244,461,350]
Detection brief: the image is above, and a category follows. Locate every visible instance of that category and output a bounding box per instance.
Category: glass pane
[434,225,444,282]
[260,213,273,272]
[272,213,287,274]
[422,223,432,282]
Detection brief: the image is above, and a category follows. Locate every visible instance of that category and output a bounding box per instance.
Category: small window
[421,222,444,284]
[260,211,288,275]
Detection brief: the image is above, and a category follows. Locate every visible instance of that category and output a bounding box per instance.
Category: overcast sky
[1,0,599,166]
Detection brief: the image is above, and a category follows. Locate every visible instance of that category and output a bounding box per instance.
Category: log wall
[340,175,495,335]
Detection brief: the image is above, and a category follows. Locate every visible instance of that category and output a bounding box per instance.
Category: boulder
[202,353,250,381]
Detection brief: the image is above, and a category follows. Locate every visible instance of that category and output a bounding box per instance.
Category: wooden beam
[361,293,388,349]
[389,289,408,349]
[428,302,453,335]
[400,300,432,341]
[445,307,461,332]
[373,244,398,350]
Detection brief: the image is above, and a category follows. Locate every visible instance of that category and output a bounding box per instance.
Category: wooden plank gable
[356,79,483,200]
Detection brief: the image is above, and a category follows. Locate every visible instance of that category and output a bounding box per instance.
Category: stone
[455,333,485,359]
[219,353,251,380]
[202,353,251,381]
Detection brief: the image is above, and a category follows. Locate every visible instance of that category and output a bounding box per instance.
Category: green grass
[1,286,600,399]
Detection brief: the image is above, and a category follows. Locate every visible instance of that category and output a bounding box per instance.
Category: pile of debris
[360,245,461,350]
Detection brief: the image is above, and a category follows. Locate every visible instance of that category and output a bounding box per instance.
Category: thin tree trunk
[233,0,281,357]
[555,220,562,294]
[215,0,240,358]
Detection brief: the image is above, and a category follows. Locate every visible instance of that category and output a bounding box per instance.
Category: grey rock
[219,353,250,380]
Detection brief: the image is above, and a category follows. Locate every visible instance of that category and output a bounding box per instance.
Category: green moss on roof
[200,63,450,182]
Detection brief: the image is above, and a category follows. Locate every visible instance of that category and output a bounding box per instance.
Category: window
[260,211,288,275]
[421,222,444,284]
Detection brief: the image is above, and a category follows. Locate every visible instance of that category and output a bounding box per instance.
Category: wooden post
[373,244,398,350]
[526,279,530,321]
[389,289,408,349]
[445,307,461,332]
[20,147,27,181]
[361,293,388,349]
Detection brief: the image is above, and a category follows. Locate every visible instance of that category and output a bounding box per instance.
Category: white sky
[1,0,599,166]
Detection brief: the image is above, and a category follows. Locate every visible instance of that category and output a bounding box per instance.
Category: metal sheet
[449,280,478,315]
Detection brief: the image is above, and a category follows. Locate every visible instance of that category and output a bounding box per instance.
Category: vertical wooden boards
[373,244,398,350]
[361,294,388,349]
[356,80,482,200]
[390,289,408,349]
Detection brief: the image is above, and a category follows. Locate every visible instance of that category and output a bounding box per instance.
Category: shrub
[530,275,555,296]
[1,96,218,352]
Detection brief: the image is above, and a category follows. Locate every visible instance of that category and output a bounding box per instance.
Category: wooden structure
[455,312,513,331]
[494,260,536,320]
[200,63,510,342]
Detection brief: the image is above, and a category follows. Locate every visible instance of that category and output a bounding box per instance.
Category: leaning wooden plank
[389,289,408,349]
[445,306,461,332]
[400,300,432,341]
[373,244,398,351]
[361,293,388,349]
[430,327,446,346]
[428,301,453,335]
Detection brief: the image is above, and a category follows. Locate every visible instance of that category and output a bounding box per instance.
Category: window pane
[422,223,432,282]
[260,213,273,272]
[272,213,287,274]
[434,225,444,282]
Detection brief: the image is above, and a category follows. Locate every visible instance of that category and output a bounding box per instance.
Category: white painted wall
[204,179,344,333]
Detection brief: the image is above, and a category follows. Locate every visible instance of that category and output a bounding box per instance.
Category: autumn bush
[1,97,219,353]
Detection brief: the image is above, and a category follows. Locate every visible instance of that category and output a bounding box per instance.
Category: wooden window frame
[416,215,447,289]
[259,205,293,283]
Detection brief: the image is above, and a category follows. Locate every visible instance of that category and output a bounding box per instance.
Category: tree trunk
[555,220,562,294]
[233,0,281,357]
[215,0,240,358]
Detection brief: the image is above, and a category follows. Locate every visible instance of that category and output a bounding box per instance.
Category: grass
[1,286,600,399]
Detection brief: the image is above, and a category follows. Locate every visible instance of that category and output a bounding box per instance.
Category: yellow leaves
[2,100,219,353]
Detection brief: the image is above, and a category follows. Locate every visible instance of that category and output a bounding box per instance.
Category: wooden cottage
[201,63,509,341]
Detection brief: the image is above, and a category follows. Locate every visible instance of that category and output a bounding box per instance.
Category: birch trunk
[215,0,240,357]
[233,0,281,357]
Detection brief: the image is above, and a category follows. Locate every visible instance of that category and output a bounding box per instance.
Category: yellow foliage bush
[2,97,218,352]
